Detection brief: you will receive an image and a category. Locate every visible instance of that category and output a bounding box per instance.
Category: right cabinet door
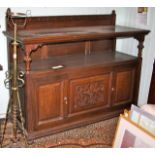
[113,68,135,106]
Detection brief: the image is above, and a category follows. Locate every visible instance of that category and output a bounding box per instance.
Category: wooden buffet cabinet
[4,10,150,141]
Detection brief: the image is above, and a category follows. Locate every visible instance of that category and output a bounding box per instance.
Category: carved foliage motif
[74,81,105,109]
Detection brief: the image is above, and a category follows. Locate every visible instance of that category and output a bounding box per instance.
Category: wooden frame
[113,114,155,148]
[130,104,155,136]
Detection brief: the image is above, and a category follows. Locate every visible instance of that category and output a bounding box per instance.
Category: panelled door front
[31,73,67,131]
[68,73,112,117]
[112,68,135,106]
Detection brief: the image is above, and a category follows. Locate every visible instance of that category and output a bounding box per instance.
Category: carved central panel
[69,74,111,115]
[74,81,105,108]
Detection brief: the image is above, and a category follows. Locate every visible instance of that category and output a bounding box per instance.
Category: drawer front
[68,73,112,117]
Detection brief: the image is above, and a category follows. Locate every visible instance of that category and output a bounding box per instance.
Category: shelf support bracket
[24,44,44,73]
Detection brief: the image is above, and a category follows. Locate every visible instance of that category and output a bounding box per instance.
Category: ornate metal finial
[6,8,12,18]
[6,8,31,30]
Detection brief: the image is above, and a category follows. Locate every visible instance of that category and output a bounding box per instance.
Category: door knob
[112,87,115,91]
[64,96,68,105]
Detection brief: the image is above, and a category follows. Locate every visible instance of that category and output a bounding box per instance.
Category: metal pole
[12,23,18,141]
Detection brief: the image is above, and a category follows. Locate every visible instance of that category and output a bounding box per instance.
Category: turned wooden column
[134,35,145,104]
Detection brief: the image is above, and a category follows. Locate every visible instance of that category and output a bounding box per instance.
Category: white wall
[0,7,9,118]
[0,7,154,118]
[118,8,155,106]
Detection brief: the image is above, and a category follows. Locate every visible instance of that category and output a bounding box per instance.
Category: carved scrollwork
[24,44,44,72]
[74,81,105,108]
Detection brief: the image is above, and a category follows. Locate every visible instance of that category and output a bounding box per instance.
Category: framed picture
[130,104,155,136]
[113,115,155,148]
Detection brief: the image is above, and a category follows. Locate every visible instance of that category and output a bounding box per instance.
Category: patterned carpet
[0,117,118,148]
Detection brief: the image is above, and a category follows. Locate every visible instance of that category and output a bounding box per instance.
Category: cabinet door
[68,73,111,117]
[113,68,135,106]
[31,74,67,131]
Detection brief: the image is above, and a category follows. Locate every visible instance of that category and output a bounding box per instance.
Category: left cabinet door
[30,73,67,131]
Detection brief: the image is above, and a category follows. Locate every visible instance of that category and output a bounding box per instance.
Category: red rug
[1,117,118,148]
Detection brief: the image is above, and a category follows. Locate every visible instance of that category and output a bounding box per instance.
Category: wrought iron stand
[0,8,30,147]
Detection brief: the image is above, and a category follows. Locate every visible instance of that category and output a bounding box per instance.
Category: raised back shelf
[4,18,149,70]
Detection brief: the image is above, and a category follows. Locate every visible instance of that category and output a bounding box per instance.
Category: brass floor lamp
[1,8,30,147]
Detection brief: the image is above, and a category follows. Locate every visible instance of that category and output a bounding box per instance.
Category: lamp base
[1,123,28,148]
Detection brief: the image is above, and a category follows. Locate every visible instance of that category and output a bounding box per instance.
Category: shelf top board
[4,25,150,44]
